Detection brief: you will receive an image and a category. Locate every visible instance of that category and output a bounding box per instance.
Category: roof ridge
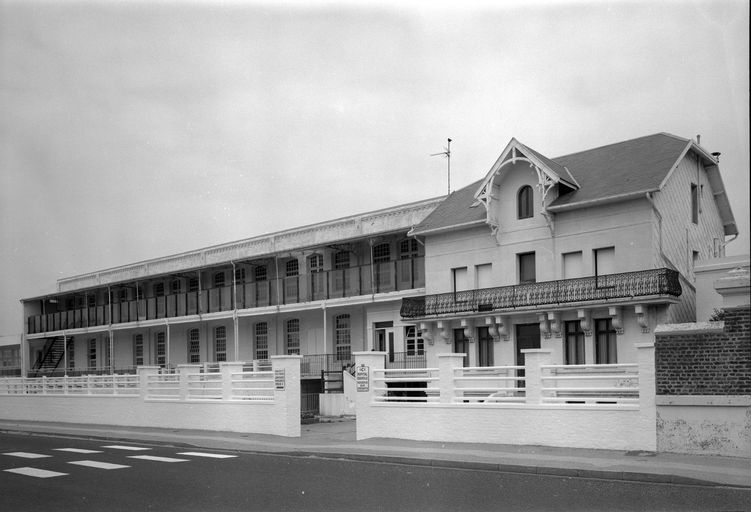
[552,132,684,160]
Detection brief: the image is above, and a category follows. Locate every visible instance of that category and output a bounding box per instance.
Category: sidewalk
[1,418,749,488]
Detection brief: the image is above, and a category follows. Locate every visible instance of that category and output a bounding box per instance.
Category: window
[475,264,492,289]
[188,278,199,292]
[87,295,96,308]
[562,251,584,279]
[136,286,144,301]
[404,326,424,356]
[452,267,468,293]
[477,327,494,367]
[67,339,75,370]
[255,322,269,361]
[518,252,536,283]
[214,272,225,288]
[286,260,299,277]
[309,254,324,273]
[88,338,97,369]
[692,250,700,276]
[517,185,533,219]
[594,247,615,277]
[234,267,246,284]
[154,283,165,297]
[453,329,469,367]
[564,321,585,365]
[335,314,351,361]
[134,334,144,366]
[76,296,85,308]
[104,335,111,369]
[373,243,390,263]
[171,279,182,295]
[254,265,267,282]
[691,183,698,224]
[214,326,227,362]
[399,239,419,259]
[594,319,617,364]
[188,328,200,363]
[285,319,300,355]
[118,289,128,302]
[334,251,350,269]
[155,332,166,366]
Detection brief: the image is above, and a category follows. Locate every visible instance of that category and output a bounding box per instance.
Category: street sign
[274,369,285,390]
[355,364,369,392]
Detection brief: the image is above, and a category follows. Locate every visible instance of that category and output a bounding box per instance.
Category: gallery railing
[27,258,424,334]
[400,268,681,318]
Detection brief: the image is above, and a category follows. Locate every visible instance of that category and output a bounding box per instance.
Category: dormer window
[517,185,533,219]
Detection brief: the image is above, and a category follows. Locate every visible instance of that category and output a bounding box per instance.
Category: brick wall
[655,305,751,395]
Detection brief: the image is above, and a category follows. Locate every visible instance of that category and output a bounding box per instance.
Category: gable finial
[431,138,452,194]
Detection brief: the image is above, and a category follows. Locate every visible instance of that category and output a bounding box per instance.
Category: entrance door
[375,328,395,363]
[515,323,541,387]
[453,328,469,367]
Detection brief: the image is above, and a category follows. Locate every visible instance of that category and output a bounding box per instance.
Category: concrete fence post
[220,362,243,401]
[178,364,201,401]
[636,342,657,451]
[522,349,553,405]
[271,355,301,437]
[137,366,160,400]
[353,351,386,441]
[438,354,465,403]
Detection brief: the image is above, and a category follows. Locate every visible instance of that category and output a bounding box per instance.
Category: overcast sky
[1,0,748,342]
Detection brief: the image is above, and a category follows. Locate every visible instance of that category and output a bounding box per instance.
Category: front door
[453,328,469,367]
[515,323,541,387]
[375,328,395,363]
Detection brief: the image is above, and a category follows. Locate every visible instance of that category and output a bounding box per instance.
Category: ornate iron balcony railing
[400,268,681,319]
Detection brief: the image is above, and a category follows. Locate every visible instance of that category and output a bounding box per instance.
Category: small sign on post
[355,364,369,392]
[274,368,285,390]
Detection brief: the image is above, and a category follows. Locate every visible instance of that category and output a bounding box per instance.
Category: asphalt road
[1,432,749,512]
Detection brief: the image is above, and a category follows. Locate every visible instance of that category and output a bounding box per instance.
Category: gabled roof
[410,133,738,237]
[409,179,486,236]
[548,133,690,208]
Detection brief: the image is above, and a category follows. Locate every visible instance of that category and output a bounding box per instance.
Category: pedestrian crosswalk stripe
[54,448,103,454]
[68,460,130,470]
[3,452,51,459]
[4,467,67,478]
[128,455,188,463]
[177,452,237,459]
[102,445,151,451]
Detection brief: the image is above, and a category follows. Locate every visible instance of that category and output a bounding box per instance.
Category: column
[137,366,160,400]
[636,342,657,451]
[220,361,243,400]
[437,353,464,403]
[522,348,553,405]
[271,355,302,437]
[177,364,201,400]
[353,351,386,441]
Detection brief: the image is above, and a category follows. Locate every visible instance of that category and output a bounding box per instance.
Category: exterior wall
[655,305,751,456]
[695,255,751,321]
[652,151,727,322]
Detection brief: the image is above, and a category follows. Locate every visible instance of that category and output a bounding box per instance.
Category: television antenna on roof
[431,138,452,195]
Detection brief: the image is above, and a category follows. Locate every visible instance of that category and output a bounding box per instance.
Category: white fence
[354,346,657,451]
[0,356,301,437]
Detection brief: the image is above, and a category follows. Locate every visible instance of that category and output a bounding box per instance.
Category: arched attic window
[517,185,533,219]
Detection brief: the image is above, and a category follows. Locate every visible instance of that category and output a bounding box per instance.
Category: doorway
[374,322,394,363]
[515,323,541,387]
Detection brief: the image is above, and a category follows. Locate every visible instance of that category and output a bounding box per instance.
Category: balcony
[27,257,424,335]
[400,268,681,319]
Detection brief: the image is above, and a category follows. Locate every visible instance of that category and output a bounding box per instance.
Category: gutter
[408,219,487,237]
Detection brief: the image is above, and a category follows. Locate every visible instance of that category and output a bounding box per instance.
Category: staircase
[31,337,70,376]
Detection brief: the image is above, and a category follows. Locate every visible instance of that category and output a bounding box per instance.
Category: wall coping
[654,321,724,335]
[656,395,751,407]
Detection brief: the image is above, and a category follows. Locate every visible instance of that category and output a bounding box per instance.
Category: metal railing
[301,354,353,378]
[452,365,525,403]
[540,363,639,405]
[28,258,425,334]
[0,374,139,396]
[401,268,681,318]
[372,367,439,403]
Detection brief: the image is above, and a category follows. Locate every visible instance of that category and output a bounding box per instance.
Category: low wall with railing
[0,356,301,437]
[354,346,656,451]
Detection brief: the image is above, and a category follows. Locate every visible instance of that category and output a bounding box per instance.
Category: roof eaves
[409,219,488,237]
[547,189,657,212]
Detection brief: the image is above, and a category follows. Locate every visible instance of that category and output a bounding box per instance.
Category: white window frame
[214,326,227,362]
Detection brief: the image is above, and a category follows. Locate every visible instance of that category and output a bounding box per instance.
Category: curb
[1,427,745,489]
